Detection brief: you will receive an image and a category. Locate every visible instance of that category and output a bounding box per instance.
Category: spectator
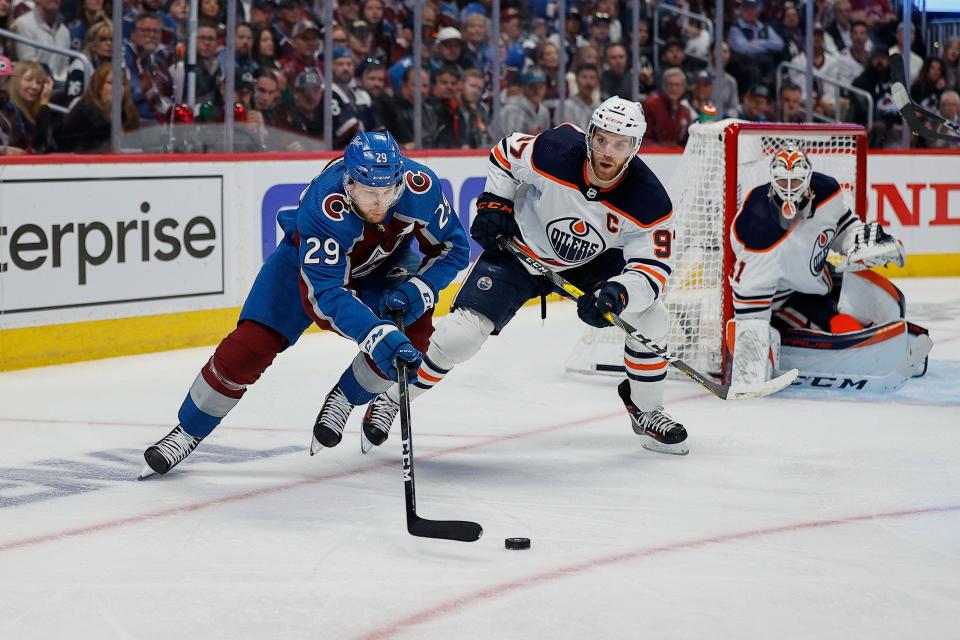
[850,0,896,37]
[851,48,900,147]
[727,0,783,91]
[778,82,805,123]
[789,27,839,116]
[426,63,464,148]
[642,67,695,147]
[600,42,634,101]
[199,0,222,30]
[563,63,600,131]
[280,67,322,139]
[362,0,393,60]
[253,26,282,76]
[739,83,772,122]
[826,0,854,53]
[12,0,72,81]
[660,39,699,82]
[927,90,959,149]
[941,37,959,90]
[0,54,27,154]
[1,0,14,57]
[335,0,360,26]
[57,62,139,152]
[124,12,175,123]
[500,7,524,48]
[461,12,491,74]
[348,19,383,66]
[712,41,740,118]
[460,66,491,148]
[272,0,302,59]
[890,22,922,84]
[66,0,106,51]
[64,19,112,104]
[684,21,712,62]
[831,20,872,86]
[550,6,587,70]
[374,65,429,149]
[124,0,179,50]
[566,45,600,104]
[172,21,222,107]
[688,69,715,118]
[248,0,273,31]
[251,67,281,125]
[219,22,258,79]
[330,47,381,148]
[280,19,321,90]
[910,58,947,112]
[587,12,611,54]
[358,56,386,100]
[7,60,58,152]
[434,27,465,72]
[166,0,188,42]
[499,66,550,136]
[596,0,622,43]
[538,41,561,117]
[775,4,804,61]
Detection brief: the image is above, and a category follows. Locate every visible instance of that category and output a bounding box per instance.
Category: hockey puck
[504,537,531,550]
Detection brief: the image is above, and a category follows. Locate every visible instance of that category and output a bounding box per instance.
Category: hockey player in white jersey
[726,146,932,391]
[359,97,690,455]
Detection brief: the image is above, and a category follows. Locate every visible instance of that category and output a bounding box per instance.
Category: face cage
[343,174,405,215]
[769,168,813,224]
[585,123,640,182]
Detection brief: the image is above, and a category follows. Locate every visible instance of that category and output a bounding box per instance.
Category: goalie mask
[768,147,813,229]
[586,97,646,182]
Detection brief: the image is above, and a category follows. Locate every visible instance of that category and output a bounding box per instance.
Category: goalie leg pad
[726,318,780,387]
[620,302,670,412]
[838,270,906,325]
[780,320,909,377]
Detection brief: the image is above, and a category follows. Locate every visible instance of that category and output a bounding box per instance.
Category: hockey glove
[576,281,628,328]
[837,222,906,272]
[380,277,435,326]
[470,191,520,251]
[370,327,422,383]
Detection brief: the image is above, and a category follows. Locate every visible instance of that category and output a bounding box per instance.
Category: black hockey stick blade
[890,53,960,144]
[408,516,484,542]
[498,236,799,401]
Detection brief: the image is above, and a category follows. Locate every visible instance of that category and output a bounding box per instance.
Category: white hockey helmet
[769,146,813,223]
[586,97,646,175]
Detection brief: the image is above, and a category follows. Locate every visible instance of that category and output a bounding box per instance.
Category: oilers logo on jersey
[547,217,606,264]
[809,229,835,276]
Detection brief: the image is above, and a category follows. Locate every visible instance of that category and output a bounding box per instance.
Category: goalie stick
[393,313,483,543]
[889,53,960,145]
[498,236,799,401]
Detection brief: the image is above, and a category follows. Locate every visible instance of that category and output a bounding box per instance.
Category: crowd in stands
[1,0,959,155]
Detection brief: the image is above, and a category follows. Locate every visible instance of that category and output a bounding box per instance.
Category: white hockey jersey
[729,172,863,321]
[486,124,674,312]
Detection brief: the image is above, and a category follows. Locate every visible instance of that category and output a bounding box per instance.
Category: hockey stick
[889,53,960,144]
[498,236,799,400]
[393,313,483,542]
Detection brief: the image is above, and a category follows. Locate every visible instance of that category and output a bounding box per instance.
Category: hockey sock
[385,354,449,403]
[178,321,286,438]
[624,344,667,412]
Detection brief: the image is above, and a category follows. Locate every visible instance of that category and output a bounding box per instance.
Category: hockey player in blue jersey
[140,131,469,478]
[359,97,691,456]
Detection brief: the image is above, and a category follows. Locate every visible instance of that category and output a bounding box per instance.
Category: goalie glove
[836,222,906,272]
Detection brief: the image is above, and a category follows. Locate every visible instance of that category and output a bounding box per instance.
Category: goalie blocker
[725,270,932,393]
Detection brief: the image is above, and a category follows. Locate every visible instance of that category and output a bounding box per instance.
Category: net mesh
[566,119,863,378]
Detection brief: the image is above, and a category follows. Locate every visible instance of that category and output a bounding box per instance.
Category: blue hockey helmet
[344,131,404,188]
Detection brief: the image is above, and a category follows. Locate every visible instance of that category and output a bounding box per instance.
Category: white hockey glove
[836,222,906,272]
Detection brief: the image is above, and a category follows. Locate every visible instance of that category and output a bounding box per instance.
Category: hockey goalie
[725,146,932,392]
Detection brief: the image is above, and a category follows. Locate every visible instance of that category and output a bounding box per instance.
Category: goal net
[565,119,867,379]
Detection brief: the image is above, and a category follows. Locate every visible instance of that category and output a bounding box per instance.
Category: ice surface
[1,278,958,640]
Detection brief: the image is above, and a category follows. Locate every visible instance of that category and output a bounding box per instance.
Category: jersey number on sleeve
[653,229,672,258]
[509,135,535,159]
[305,237,340,265]
[732,259,746,284]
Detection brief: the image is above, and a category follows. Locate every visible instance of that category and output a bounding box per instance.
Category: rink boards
[0,149,958,370]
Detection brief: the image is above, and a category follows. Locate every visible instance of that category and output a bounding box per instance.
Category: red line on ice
[357,503,960,640]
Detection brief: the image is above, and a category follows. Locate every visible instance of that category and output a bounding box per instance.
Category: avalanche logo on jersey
[547,217,606,264]
[810,229,835,276]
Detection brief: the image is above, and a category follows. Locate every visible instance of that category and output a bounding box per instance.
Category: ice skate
[617,381,689,456]
[311,384,356,454]
[360,392,400,453]
[139,425,203,479]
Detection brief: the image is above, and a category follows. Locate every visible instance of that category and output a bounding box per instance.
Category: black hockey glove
[470,192,520,251]
[576,281,628,328]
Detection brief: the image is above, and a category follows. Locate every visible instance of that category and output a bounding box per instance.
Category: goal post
[566,119,868,380]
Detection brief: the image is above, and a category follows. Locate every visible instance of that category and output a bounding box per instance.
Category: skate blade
[640,437,689,456]
[360,431,373,454]
[309,435,323,456]
[137,463,157,480]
